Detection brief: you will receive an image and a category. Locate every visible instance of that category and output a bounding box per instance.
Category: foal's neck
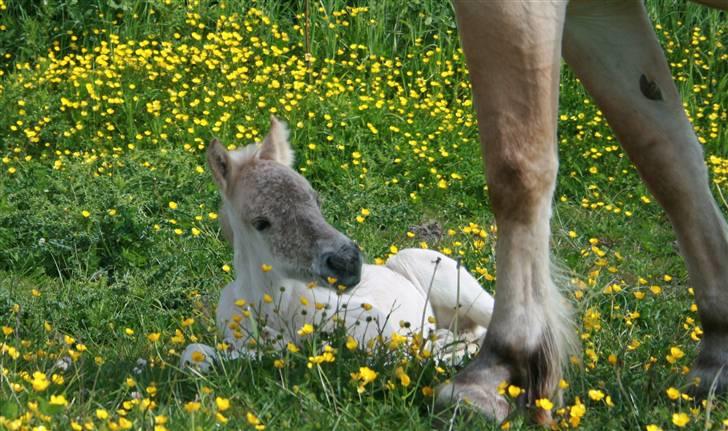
[229,232,309,308]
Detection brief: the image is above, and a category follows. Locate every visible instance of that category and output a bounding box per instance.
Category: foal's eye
[252,217,271,231]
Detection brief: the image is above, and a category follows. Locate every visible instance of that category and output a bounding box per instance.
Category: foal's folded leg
[427,328,482,366]
[385,248,494,335]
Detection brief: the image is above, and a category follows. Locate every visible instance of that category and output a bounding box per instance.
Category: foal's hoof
[180,343,219,373]
[435,363,511,423]
[428,329,482,366]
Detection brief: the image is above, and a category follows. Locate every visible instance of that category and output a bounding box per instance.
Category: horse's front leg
[437,1,574,424]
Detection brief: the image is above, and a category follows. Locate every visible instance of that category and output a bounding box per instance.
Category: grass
[0,0,727,429]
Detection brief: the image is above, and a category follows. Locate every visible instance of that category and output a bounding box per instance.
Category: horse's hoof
[687,361,728,397]
[686,336,728,397]
[687,367,728,398]
[435,363,511,423]
[531,408,555,427]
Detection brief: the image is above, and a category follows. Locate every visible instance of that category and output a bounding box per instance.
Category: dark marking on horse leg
[640,74,663,101]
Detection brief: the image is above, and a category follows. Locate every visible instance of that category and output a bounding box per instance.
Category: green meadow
[0,0,726,429]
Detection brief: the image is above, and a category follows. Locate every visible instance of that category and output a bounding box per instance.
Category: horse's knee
[486,150,557,222]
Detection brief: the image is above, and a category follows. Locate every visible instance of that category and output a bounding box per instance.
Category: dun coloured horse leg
[564,0,728,394]
[438,1,574,424]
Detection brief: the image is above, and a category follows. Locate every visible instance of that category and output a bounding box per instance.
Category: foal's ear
[207,139,230,192]
[259,116,294,167]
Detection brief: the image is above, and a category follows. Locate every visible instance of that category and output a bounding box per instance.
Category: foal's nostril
[325,254,350,273]
[321,244,363,287]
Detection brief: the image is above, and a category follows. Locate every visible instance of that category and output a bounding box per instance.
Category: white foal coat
[181,248,494,370]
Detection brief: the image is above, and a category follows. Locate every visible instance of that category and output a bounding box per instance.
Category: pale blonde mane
[227,143,260,166]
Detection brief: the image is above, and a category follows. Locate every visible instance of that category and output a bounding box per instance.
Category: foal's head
[207,117,362,288]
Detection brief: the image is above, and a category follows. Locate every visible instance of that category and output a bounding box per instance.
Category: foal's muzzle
[319,242,363,288]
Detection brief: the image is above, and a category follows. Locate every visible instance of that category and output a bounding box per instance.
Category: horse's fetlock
[486,328,564,403]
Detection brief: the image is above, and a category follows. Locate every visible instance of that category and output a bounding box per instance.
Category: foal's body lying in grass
[181,118,495,370]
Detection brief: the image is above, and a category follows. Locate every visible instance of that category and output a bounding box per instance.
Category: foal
[181,118,495,370]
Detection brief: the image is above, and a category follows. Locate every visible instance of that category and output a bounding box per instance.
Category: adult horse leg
[438,2,574,424]
[563,0,728,394]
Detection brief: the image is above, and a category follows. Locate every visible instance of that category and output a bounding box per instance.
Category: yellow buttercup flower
[535,398,553,410]
[672,412,690,427]
[184,401,201,413]
[395,367,410,387]
[31,372,49,392]
[666,387,680,400]
[297,323,314,336]
[588,389,605,401]
[246,412,265,430]
[351,366,378,392]
[345,336,358,351]
[49,394,69,407]
[215,397,230,411]
[286,342,300,353]
[507,385,522,398]
[119,417,133,429]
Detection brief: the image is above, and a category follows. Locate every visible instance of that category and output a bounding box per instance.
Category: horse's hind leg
[564,0,728,394]
[439,1,573,424]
